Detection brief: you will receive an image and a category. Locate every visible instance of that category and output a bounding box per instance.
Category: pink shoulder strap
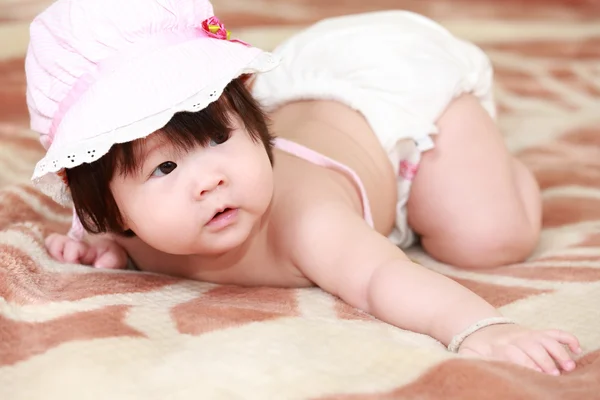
[273,137,374,228]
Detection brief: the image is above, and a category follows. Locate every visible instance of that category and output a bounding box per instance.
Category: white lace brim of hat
[32,52,280,207]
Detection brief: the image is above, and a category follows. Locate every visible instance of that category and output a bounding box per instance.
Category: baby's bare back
[269,100,398,234]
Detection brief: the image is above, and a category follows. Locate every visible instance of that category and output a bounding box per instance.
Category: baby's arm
[291,204,580,375]
[45,233,128,269]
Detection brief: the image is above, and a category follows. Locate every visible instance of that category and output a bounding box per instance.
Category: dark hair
[66,77,273,237]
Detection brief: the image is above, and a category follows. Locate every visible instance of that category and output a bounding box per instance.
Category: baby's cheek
[120,197,160,233]
[256,162,275,204]
[141,207,193,242]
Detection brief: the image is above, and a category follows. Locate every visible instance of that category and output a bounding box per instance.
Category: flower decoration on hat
[201,16,249,46]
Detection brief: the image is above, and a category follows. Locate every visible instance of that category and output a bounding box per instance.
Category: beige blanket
[1,0,599,398]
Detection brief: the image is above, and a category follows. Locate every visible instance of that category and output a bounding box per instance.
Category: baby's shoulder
[269,151,367,251]
[270,181,353,244]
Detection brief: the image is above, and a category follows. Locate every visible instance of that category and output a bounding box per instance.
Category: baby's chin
[190,235,249,257]
[141,225,253,257]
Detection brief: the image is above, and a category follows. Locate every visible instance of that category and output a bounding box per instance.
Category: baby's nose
[197,177,225,199]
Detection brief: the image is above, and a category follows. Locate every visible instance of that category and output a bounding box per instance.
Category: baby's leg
[406,94,541,269]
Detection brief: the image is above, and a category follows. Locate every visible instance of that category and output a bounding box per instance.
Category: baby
[29,0,580,374]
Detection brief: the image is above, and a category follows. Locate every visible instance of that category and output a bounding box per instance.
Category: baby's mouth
[212,208,232,219]
[206,207,238,228]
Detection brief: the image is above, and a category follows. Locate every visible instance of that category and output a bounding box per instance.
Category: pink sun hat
[27,0,279,207]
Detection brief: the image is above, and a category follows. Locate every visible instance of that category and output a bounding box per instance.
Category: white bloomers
[252,10,497,248]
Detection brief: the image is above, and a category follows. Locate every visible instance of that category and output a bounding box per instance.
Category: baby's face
[109,121,273,256]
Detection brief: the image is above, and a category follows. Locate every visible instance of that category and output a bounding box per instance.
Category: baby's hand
[45,233,128,269]
[458,324,581,375]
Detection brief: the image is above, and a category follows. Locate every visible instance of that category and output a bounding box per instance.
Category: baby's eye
[151,161,177,177]
[209,132,230,147]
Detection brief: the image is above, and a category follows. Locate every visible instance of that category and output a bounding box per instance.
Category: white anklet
[448,317,515,353]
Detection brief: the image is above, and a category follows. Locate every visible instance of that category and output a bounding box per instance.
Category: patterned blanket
[1,0,599,398]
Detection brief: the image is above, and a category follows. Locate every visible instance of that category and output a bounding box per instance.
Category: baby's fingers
[45,234,67,261]
[93,247,128,269]
[63,240,89,264]
[542,336,577,373]
[79,245,98,266]
[503,345,542,373]
[544,330,582,354]
[521,342,560,375]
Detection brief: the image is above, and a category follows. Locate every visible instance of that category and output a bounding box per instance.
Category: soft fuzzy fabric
[1,0,599,398]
